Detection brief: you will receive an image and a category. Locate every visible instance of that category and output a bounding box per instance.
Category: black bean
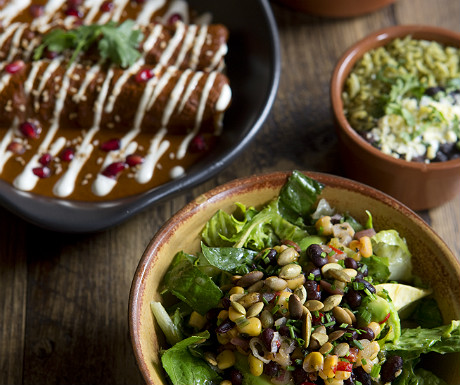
[344,257,358,270]
[345,290,362,309]
[359,326,375,341]
[380,355,404,383]
[342,328,358,343]
[307,244,328,267]
[353,366,371,385]
[221,297,231,309]
[355,277,375,294]
[263,361,279,377]
[439,142,455,154]
[261,328,275,350]
[344,378,355,385]
[305,280,321,301]
[305,266,321,280]
[425,86,445,96]
[330,213,343,224]
[434,151,449,162]
[292,366,308,385]
[320,280,344,296]
[357,263,368,277]
[265,248,277,264]
[278,325,290,337]
[230,369,243,385]
[215,319,234,334]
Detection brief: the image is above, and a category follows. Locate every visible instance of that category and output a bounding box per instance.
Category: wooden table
[2,1,459,383]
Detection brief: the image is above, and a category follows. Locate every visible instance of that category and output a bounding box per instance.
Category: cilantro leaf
[34,20,143,68]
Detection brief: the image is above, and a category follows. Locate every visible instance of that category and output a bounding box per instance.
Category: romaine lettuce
[161,331,221,385]
[372,230,413,282]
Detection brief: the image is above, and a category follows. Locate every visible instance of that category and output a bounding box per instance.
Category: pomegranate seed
[65,7,83,18]
[60,147,75,162]
[126,154,144,167]
[168,13,183,25]
[39,153,52,166]
[100,1,114,12]
[19,121,41,139]
[29,4,44,18]
[7,141,25,155]
[5,60,25,74]
[189,134,207,152]
[102,162,126,178]
[33,166,51,178]
[135,68,155,83]
[45,50,59,59]
[100,138,121,152]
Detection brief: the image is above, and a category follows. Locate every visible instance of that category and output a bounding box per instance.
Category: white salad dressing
[0,120,18,173]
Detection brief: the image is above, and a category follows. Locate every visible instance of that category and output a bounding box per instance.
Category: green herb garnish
[34,20,144,68]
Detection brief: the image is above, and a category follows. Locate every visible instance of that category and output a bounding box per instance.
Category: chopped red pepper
[379,312,391,324]
[329,245,345,254]
[336,361,353,372]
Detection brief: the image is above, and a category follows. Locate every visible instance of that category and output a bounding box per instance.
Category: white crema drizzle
[0,0,32,27]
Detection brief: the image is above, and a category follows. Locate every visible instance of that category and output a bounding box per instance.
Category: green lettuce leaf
[278,170,324,225]
[161,331,221,385]
[409,298,443,328]
[200,242,258,274]
[394,358,449,385]
[372,230,412,282]
[162,252,222,315]
[386,320,460,360]
[363,255,390,284]
[202,203,258,247]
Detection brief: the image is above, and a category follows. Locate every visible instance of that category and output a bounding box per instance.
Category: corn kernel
[335,370,352,380]
[237,317,262,336]
[229,286,245,295]
[218,310,229,321]
[188,311,207,329]
[216,350,235,370]
[303,352,324,372]
[315,216,333,236]
[248,354,264,376]
[220,381,232,385]
[322,355,338,378]
[359,236,373,258]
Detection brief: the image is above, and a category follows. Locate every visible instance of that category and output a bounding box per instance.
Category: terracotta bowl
[129,171,460,384]
[275,0,397,18]
[331,25,460,211]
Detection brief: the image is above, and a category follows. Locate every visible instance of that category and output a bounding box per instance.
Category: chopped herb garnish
[353,339,364,350]
[371,363,381,378]
[34,20,144,68]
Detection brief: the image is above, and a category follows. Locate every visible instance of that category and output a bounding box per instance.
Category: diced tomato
[344,347,358,363]
[336,361,353,372]
[379,312,391,324]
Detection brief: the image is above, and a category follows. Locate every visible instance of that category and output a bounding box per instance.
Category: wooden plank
[0,209,27,385]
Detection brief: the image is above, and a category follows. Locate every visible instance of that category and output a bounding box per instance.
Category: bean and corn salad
[152,172,460,385]
[186,223,397,385]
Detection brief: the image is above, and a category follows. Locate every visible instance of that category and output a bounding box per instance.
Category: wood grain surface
[1,1,459,384]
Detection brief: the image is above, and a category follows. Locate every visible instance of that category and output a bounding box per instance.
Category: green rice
[342,36,460,162]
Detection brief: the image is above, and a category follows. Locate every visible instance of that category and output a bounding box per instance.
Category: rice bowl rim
[331,24,460,172]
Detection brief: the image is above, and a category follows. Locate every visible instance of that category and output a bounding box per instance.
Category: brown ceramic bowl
[331,25,460,211]
[275,0,396,18]
[129,171,460,384]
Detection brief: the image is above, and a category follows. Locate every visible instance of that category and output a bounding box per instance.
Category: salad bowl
[129,171,460,384]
